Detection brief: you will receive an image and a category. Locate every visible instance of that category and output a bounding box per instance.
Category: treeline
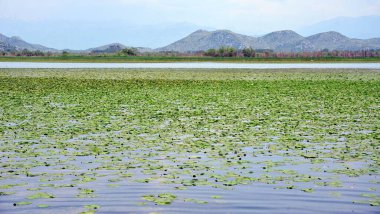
[203,47,380,58]
[2,47,380,58]
[204,47,256,57]
[89,47,139,56]
[0,49,52,57]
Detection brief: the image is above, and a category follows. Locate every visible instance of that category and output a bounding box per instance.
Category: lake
[0,68,379,214]
[1,62,380,69]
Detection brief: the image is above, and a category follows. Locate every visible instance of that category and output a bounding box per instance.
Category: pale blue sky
[1,0,379,49]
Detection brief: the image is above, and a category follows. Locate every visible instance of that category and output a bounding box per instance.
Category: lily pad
[27,192,55,199]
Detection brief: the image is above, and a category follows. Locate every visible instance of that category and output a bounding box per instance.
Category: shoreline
[1,56,380,64]
[1,62,380,69]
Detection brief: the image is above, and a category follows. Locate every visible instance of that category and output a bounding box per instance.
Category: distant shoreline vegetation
[1,47,380,63]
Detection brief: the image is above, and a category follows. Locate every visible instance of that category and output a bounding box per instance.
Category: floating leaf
[27,192,55,199]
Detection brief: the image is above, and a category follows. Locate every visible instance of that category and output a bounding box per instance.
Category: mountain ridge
[0,33,57,52]
[158,29,380,52]
[1,29,380,54]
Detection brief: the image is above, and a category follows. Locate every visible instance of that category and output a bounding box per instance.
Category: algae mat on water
[0,69,379,213]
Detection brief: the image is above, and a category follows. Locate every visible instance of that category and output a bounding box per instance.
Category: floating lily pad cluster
[0,68,379,213]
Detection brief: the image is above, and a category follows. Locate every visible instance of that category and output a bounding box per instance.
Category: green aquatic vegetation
[135,178,151,183]
[14,201,32,206]
[369,199,380,206]
[0,191,15,195]
[174,186,188,190]
[108,178,122,182]
[39,184,55,187]
[27,192,55,199]
[353,197,380,206]
[0,183,27,189]
[328,181,344,188]
[0,69,379,210]
[302,188,314,193]
[275,185,297,190]
[360,193,378,198]
[37,204,49,208]
[55,184,76,188]
[27,187,42,191]
[142,193,177,205]
[184,198,208,204]
[84,204,101,211]
[330,167,372,177]
[74,176,96,183]
[77,188,96,198]
[80,211,96,214]
[119,172,134,178]
[316,180,343,188]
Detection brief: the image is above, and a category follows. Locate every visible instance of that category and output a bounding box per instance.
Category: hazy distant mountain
[87,43,152,53]
[0,34,152,53]
[2,28,380,54]
[0,20,211,49]
[293,31,380,52]
[88,43,126,53]
[254,30,304,51]
[299,16,380,39]
[157,30,255,52]
[0,33,57,52]
[158,29,380,52]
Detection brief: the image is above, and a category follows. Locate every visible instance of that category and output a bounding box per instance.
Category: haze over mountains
[0,20,210,50]
[298,16,380,39]
[158,30,380,52]
[0,15,378,50]
[1,29,380,53]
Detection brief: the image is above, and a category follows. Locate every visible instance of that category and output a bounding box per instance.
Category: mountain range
[158,30,380,52]
[1,29,380,53]
[0,33,57,52]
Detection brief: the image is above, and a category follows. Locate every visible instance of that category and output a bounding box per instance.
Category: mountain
[0,33,152,53]
[157,30,255,52]
[293,31,380,52]
[87,43,152,53]
[87,43,126,53]
[2,29,380,54]
[0,20,212,49]
[299,16,380,39]
[293,31,349,51]
[157,29,380,52]
[0,33,57,52]
[253,30,304,51]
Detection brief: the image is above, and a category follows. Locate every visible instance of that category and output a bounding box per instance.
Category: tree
[218,47,237,57]
[120,48,138,56]
[62,51,69,57]
[242,47,255,57]
[204,49,217,57]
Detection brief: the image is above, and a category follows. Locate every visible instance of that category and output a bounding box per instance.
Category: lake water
[1,62,380,69]
[1,63,379,214]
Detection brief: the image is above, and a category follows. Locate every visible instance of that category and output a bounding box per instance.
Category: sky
[1,0,379,49]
